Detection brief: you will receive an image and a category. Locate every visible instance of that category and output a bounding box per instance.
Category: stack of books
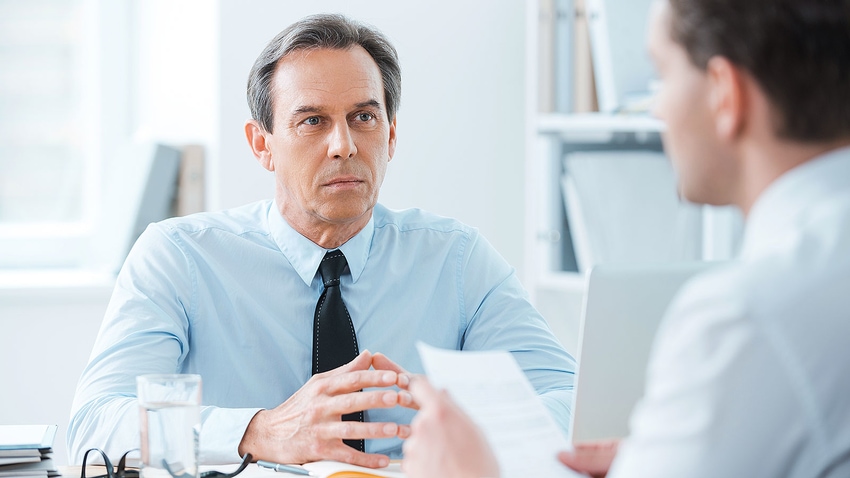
[0,426,59,478]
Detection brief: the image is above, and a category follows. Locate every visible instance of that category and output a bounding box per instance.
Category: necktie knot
[319,250,348,288]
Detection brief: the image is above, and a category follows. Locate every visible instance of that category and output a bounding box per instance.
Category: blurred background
[0,0,742,465]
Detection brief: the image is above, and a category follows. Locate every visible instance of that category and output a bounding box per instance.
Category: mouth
[323,176,364,189]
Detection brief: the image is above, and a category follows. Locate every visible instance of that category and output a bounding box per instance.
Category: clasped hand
[238,350,414,468]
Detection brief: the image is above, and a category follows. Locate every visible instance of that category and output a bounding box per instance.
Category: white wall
[0,281,112,467]
[213,0,528,274]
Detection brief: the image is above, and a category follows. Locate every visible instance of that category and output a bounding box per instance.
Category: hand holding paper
[402,378,499,478]
[407,343,584,478]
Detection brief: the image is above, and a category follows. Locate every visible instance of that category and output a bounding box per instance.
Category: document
[0,425,56,450]
[417,343,583,478]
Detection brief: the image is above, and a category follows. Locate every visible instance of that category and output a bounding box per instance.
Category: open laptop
[569,261,720,443]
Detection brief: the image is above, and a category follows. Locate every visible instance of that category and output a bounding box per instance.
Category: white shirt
[610,147,850,477]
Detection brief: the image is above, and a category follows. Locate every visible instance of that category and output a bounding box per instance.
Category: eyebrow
[355,100,382,110]
[291,99,383,116]
[292,105,322,115]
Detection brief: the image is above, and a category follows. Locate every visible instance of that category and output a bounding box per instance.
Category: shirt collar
[740,145,850,260]
[267,200,375,286]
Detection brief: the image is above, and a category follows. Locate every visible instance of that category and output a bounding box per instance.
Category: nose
[327,121,357,159]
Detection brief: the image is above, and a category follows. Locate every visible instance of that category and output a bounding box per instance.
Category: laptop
[569,261,719,443]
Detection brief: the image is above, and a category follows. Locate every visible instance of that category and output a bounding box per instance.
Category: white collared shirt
[610,146,850,477]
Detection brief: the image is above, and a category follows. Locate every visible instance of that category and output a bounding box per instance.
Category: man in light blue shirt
[68,13,575,468]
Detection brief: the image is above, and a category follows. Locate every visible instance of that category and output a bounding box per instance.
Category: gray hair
[247,13,402,133]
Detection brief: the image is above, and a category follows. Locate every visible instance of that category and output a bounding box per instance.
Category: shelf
[537,112,664,137]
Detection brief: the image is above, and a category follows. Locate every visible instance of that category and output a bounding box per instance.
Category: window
[0,0,92,224]
[0,0,130,269]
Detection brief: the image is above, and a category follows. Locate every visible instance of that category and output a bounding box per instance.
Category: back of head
[247,13,402,133]
[667,0,850,143]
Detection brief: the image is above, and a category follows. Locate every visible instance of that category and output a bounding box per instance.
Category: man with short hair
[402,0,850,476]
[68,14,576,469]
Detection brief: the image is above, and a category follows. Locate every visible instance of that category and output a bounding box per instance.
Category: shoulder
[661,259,783,340]
[152,200,273,240]
[129,201,275,262]
[371,205,513,279]
[372,203,477,238]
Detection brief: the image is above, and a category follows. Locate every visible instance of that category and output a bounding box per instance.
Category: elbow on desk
[67,395,139,465]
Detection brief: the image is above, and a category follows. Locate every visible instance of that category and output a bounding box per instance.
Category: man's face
[264,46,396,230]
[648,2,736,206]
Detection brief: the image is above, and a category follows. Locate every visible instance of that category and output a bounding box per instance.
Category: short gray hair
[247,13,402,133]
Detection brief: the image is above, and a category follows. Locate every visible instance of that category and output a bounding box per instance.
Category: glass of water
[137,374,202,478]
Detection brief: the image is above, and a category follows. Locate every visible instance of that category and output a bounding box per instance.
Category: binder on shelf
[573,0,598,113]
[86,142,181,274]
[175,144,205,217]
[560,151,703,271]
[585,0,657,113]
[538,0,557,113]
[539,0,581,113]
[554,0,575,113]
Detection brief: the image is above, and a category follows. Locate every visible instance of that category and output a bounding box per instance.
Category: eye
[304,116,321,126]
[356,112,374,122]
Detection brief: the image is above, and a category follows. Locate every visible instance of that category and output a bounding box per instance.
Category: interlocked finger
[322,370,398,395]
[321,420,401,440]
[326,389,399,415]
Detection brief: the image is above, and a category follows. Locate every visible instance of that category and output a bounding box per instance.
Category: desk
[60,462,405,478]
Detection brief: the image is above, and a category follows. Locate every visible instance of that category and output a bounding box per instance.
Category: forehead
[272,46,384,110]
[647,1,673,59]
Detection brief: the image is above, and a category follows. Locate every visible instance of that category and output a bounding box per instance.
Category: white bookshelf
[522,1,741,355]
[525,112,667,354]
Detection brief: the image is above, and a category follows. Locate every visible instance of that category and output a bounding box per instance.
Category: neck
[278,205,372,250]
[736,136,850,216]
[304,218,369,250]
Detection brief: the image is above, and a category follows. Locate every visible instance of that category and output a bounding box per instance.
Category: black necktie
[312,250,365,452]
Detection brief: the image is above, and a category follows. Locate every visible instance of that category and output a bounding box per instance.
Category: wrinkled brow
[291,99,382,116]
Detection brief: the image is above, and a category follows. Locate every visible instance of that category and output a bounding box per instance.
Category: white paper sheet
[417,343,583,478]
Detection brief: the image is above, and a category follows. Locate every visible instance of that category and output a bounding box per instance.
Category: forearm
[538,388,574,436]
[200,406,263,464]
[68,395,261,465]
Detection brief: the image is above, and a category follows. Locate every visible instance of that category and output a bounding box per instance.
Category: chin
[321,203,373,223]
[680,185,733,207]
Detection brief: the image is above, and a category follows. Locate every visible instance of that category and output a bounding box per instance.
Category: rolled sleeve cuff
[199,407,263,464]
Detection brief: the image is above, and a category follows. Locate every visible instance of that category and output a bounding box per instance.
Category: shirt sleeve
[607,273,803,478]
[67,223,261,465]
[457,230,577,435]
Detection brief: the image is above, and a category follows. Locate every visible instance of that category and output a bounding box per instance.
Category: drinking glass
[137,374,202,478]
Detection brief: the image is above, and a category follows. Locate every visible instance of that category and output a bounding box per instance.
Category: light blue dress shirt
[68,201,576,464]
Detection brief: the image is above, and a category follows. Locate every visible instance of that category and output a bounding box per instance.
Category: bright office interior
[0,0,742,466]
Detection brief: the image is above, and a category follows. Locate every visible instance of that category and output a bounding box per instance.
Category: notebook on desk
[569,262,718,443]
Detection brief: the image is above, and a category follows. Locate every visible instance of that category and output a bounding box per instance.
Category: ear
[245,119,274,172]
[387,116,397,163]
[706,56,745,141]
